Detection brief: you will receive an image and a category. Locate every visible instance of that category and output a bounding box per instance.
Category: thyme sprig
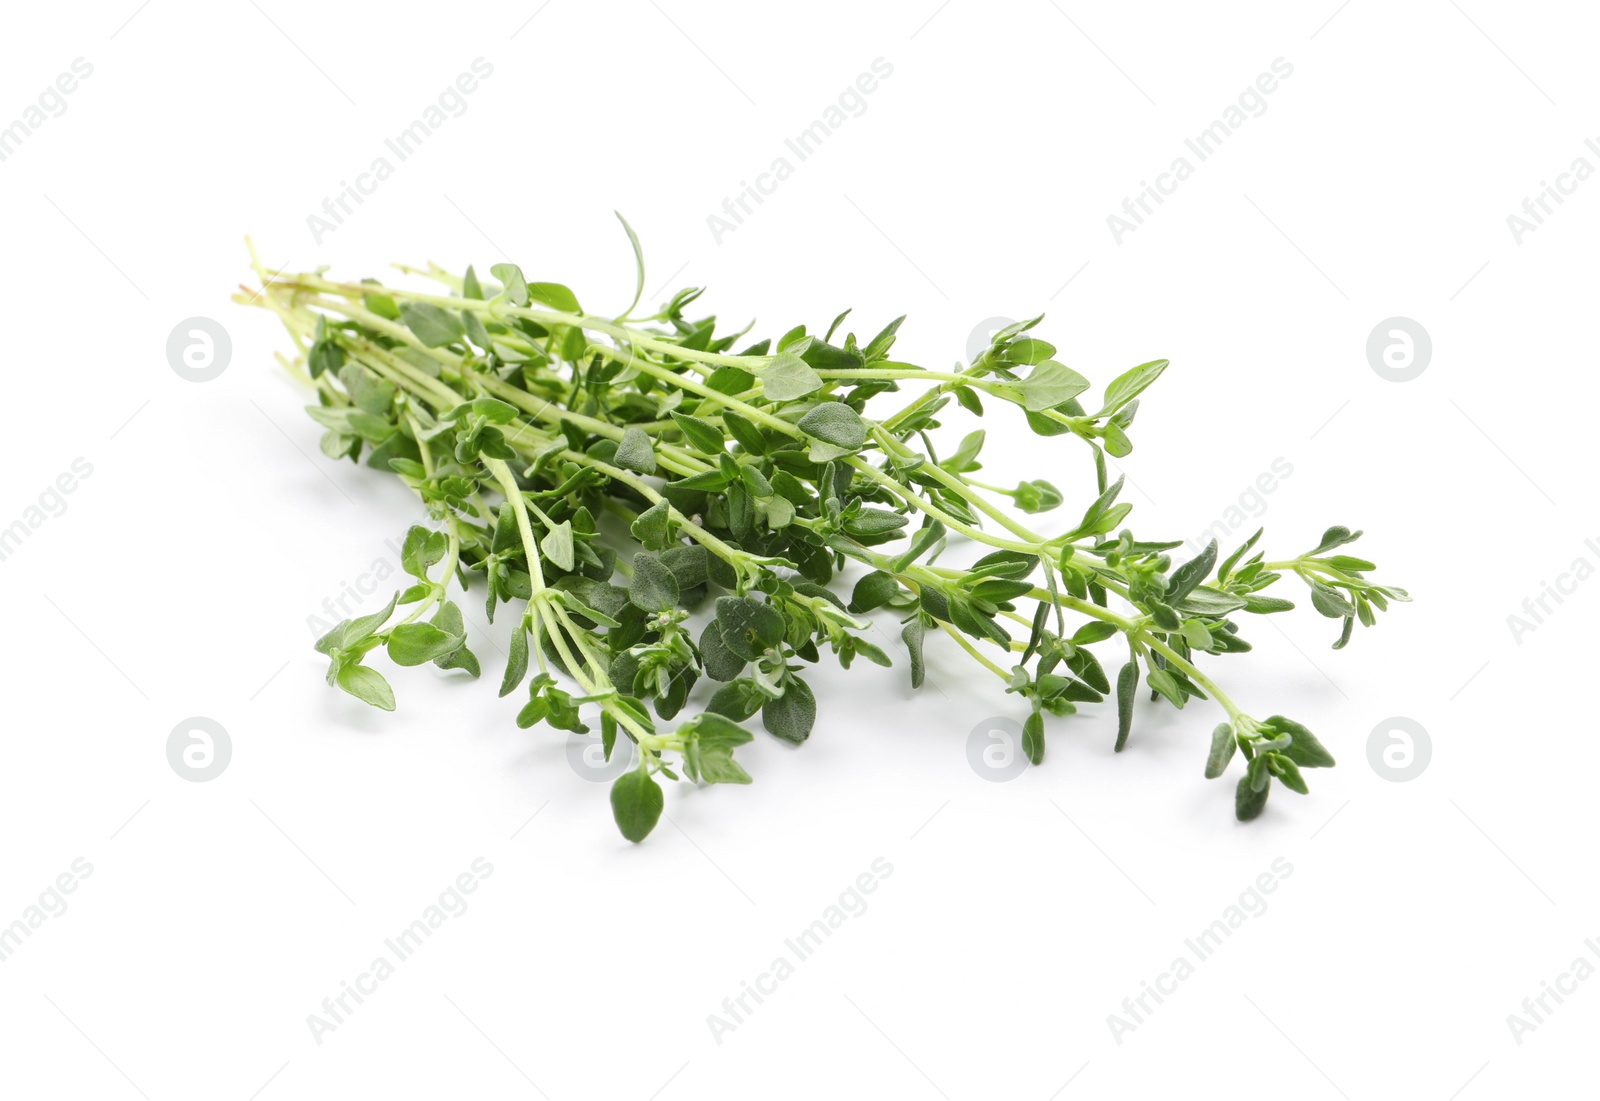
[236,217,1407,840]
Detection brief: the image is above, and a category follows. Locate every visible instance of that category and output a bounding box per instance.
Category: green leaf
[863,315,904,360]
[471,396,519,424]
[694,711,756,752]
[969,578,1034,604]
[610,770,664,842]
[1114,660,1137,751]
[462,310,493,351]
[761,353,824,401]
[528,281,582,314]
[670,411,725,455]
[1016,361,1090,411]
[308,331,345,379]
[1071,621,1118,646]
[843,508,909,538]
[1023,408,1073,437]
[1096,359,1169,417]
[341,363,395,415]
[1167,540,1217,603]
[1205,723,1235,778]
[695,746,752,785]
[335,663,396,710]
[699,620,748,681]
[849,571,901,614]
[707,679,763,722]
[490,263,529,306]
[556,590,622,629]
[1022,711,1045,765]
[630,499,673,550]
[1236,773,1270,821]
[434,641,480,677]
[1308,526,1362,555]
[1243,593,1296,614]
[1247,753,1270,791]
[1066,646,1109,694]
[892,521,947,572]
[615,211,645,317]
[1073,475,1124,537]
[670,468,731,492]
[684,712,754,785]
[903,618,927,689]
[706,365,754,394]
[1182,619,1212,650]
[362,284,401,319]
[319,592,400,654]
[387,623,464,666]
[1310,583,1355,618]
[629,553,680,612]
[723,412,767,456]
[1331,614,1355,650]
[1013,479,1063,513]
[500,623,529,697]
[797,402,867,458]
[1003,337,1056,365]
[1269,716,1336,768]
[515,696,548,729]
[1271,754,1309,794]
[762,678,816,743]
[989,315,1042,347]
[1327,555,1376,574]
[401,525,448,579]
[849,638,892,668]
[969,550,1038,581]
[716,596,785,661]
[430,599,466,638]
[942,429,985,473]
[541,521,576,572]
[661,545,710,589]
[399,301,465,348]
[1147,667,1184,708]
[614,426,657,474]
[1178,588,1249,616]
[761,495,795,529]
[1218,528,1263,582]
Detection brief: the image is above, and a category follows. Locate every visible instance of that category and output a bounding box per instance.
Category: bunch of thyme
[236,217,1407,841]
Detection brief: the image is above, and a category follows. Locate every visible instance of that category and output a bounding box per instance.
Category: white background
[1,1,1593,1098]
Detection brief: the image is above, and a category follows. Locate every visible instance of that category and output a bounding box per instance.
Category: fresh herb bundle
[237,218,1406,841]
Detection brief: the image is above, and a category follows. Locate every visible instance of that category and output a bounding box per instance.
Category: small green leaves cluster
[241,216,1408,840]
[1207,715,1337,820]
